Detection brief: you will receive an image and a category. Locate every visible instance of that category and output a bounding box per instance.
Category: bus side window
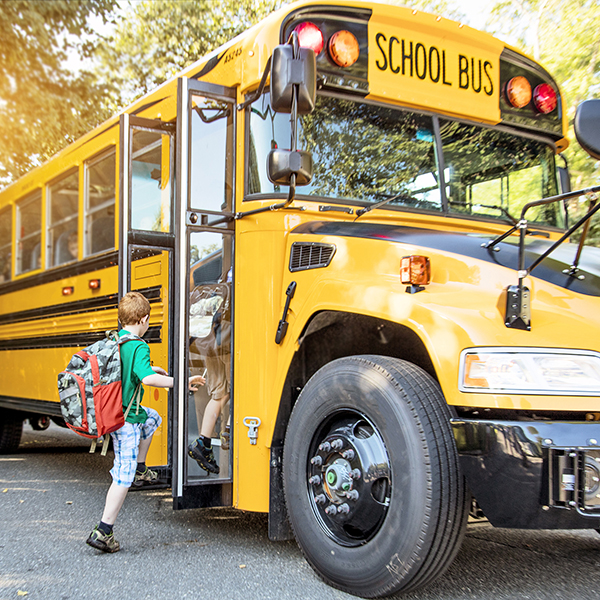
[16,190,42,275]
[85,149,116,257]
[0,207,11,282]
[48,170,79,267]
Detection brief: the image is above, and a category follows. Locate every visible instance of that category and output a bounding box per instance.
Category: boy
[86,291,204,553]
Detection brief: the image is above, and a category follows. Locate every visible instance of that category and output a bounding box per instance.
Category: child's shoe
[86,527,120,553]
[188,438,220,474]
[132,466,158,487]
[220,425,230,450]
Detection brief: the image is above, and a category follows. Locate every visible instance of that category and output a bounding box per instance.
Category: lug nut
[310,455,323,466]
[325,505,337,515]
[346,490,359,501]
[349,469,361,480]
[309,475,321,486]
[319,442,331,452]
[337,503,350,514]
[331,439,343,451]
[314,494,327,505]
[342,449,355,460]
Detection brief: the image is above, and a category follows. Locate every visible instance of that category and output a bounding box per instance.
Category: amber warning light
[400,256,431,286]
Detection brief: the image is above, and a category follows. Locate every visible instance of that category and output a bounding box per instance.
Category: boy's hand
[188,375,206,391]
[152,366,168,376]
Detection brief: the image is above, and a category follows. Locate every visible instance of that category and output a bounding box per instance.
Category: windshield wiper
[355,191,417,218]
[448,201,517,225]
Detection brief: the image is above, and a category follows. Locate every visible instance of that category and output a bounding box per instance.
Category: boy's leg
[132,408,162,486]
[101,482,129,524]
[87,423,140,553]
[200,394,229,439]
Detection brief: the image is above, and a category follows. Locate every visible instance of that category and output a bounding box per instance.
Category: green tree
[95,0,289,110]
[0,0,117,186]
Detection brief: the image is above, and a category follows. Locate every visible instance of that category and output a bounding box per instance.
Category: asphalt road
[1,423,600,600]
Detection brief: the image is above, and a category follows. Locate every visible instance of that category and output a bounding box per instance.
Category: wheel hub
[307,412,391,546]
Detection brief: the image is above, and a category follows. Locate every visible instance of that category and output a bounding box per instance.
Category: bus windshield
[248,94,561,227]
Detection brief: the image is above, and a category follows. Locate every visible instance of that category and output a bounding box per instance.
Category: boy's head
[118,291,151,326]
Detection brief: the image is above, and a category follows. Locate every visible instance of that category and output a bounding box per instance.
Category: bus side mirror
[575,99,600,160]
[267,149,313,186]
[270,45,316,114]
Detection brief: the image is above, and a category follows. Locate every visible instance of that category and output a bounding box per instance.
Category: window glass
[0,207,11,282]
[189,95,234,213]
[85,150,115,256]
[248,94,441,211]
[440,120,561,227]
[131,128,171,232]
[187,231,233,482]
[48,171,79,266]
[16,191,42,274]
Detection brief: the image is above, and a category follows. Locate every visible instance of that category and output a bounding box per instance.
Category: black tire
[283,355,469,597]
[0,409,24,454]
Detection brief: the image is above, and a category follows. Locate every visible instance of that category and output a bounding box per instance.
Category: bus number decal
[375,32,494,96]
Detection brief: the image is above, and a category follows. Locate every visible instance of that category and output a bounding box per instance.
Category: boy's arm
[142,373,205,391]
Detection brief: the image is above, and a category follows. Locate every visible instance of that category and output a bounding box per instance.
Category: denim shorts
[109,407,161,487]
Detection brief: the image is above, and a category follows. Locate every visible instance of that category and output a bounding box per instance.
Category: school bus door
[119,114,175,470]
[172,78,236,509]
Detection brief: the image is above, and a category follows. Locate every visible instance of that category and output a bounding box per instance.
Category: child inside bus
[86,291,205,553]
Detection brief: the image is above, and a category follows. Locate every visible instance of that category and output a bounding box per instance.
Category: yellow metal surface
[0,0,578,515]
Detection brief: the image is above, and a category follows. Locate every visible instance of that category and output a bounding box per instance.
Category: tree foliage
[0,0,118,186]
[95,0,289,110]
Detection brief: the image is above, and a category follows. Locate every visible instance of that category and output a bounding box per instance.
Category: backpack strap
[89,436,111,456]
[124,384,142,420]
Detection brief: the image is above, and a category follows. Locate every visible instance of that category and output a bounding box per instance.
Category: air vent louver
[289,242,336,272]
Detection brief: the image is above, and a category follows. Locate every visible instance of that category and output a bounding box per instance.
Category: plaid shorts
[109,407,161,487]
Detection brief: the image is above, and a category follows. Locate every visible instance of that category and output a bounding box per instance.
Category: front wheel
[283,356,468,597]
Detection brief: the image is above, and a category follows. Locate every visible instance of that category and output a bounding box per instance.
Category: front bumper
[451,419,600,529]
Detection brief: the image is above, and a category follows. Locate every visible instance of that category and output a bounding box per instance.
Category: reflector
[400,256,430,285]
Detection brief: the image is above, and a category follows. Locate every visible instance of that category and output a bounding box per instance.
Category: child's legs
[201,352,230,439]
[200,394,229,438]
[105,423,141,525]
[101,482,129,525]
[137,407,161,463]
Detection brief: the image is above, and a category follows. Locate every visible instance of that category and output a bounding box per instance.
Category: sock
[98,521,113,536]
[136,462,146,473]
[199,435,212,449]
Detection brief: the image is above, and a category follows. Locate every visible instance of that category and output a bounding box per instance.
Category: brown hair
[118,291,151,326]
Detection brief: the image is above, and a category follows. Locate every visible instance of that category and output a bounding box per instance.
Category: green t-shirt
[118,329,156,424]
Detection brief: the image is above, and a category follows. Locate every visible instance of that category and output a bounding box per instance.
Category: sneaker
[188,438,220,474]
[220,426,230,450]
[132,466,159,488]
[86,527,120,553]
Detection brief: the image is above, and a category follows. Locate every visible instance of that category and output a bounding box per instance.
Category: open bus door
[172,78,236,509]
[119,114,175,471]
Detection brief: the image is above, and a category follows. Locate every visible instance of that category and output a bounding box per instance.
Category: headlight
[459,348,600,395]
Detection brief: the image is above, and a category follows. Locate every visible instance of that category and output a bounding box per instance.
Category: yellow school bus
[2,0,600,595]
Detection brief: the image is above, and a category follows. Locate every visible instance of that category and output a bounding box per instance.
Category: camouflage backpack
[57,331,142,455]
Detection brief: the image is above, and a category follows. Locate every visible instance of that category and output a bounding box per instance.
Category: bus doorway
[119,114,175,470]
[172,79,236,509]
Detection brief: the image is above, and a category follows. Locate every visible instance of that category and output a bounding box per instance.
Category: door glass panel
[187,231,233,481]
[131,128,172,232]
[189,96,234,213]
